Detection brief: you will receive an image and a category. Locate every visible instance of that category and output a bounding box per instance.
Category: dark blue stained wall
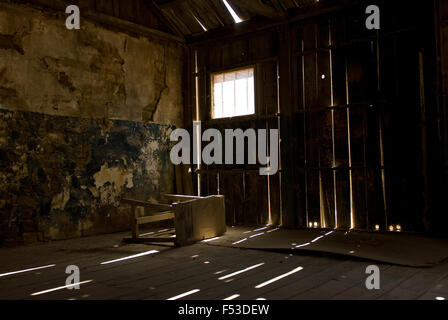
[0,109,175,244]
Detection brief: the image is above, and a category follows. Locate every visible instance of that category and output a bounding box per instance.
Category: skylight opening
[222,0,243,23]
[193,15,208,32]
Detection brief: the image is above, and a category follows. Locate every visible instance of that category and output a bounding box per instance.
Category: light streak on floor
[214,270,228,275]
[250,233,265,239]
[233,238,248,245]
[100,250,159,265]
[311,236,324,243]
[219,263,265,280]
[31,280,93,296]
[0,264,56,278]
[294,230,334,248]
[139,232,155,237]
[167,289,200,300]
[202,237,221,243]
[255,267,303,289]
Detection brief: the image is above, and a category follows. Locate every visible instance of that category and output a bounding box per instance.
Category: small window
[212,68,255,119]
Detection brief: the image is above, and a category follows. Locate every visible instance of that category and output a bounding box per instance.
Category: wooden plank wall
[190,30,281,226]
[288,3,430,232]
[188,1,437,232]
[434,0,448,232]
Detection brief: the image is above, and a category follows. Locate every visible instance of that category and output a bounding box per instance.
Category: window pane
[212,67,255,119]
[214,82,223,119]
[235,78,248,116]
[222,77,235,118]
[248,75,255,115]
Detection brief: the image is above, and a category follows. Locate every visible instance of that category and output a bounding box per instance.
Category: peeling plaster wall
[0,2,183,125]
[0,2,183,244]
[0,109,175,242]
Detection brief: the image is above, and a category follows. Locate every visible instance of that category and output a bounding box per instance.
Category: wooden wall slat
[335,169,351,229]
[317,52,332,107]
[189,1,436,232]
[306,170,320,227]
[331,47,348,106]
[259,61,279,116]
[333,109,349,167]
[321,169,335,228]
[303,53,317,109]
[267,118,281,225]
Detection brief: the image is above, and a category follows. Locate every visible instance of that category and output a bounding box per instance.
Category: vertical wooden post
[419,51,430,230]
[131,205,138,240]
[278,23,299,228]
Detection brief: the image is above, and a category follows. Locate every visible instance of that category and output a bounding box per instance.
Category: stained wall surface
[0,2,183,243]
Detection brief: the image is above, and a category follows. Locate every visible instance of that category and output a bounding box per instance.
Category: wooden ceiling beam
[147,0,186,38]
[269,0,287,15]
[25,0,185,43]
[280,0,300,10]
[188,1,359,45]
[157,0,187,10]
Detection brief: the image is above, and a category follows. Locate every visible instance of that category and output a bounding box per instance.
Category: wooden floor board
[1,230,448,300]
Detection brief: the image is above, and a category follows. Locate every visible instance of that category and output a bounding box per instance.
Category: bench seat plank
[136,212,175,225]
[122,198,172,211]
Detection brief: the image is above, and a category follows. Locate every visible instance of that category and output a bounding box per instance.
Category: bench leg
[131,205,139,241]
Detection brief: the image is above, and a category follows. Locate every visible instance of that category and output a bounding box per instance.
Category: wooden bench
[121,198,175,242]
[122,195,226,246]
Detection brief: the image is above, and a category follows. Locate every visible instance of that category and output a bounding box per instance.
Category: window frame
[210,65,257,121]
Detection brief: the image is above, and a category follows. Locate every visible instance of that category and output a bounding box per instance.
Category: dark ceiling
[153,0,321,37]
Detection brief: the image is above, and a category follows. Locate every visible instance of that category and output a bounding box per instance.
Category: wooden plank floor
[1,229,448,300]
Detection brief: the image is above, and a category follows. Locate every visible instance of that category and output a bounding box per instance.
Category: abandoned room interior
[0,0,448,305]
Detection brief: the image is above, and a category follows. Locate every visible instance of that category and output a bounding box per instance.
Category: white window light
[212,68,255,119]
